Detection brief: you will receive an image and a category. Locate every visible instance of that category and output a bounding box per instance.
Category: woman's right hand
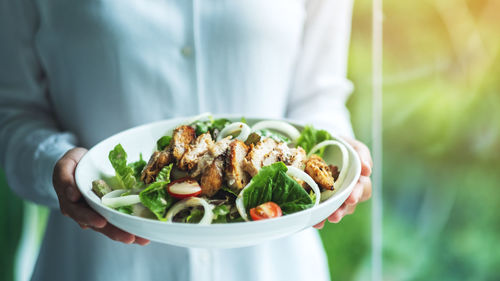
[52,147,150,245]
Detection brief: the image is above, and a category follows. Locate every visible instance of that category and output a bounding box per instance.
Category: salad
[91,114,349,224]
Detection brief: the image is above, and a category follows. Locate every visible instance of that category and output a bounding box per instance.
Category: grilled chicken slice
[190,137,232,178]
[171,125,196,162]
[284,147,307,170]
[141,150,172,184]
[304,154,335,190]
[261,142,289,167]
[178,133,213,171]
[200,158,224,197]
[243,138,278,176]
[226,140,250,191]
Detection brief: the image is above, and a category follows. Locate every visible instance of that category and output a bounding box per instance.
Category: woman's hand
[52,147,150,245]
[314,138,373,229]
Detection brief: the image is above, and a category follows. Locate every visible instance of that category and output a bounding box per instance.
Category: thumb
[56,147,88,202]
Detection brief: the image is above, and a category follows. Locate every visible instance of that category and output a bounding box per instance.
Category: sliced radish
[102,189,141,208]
[307,140,349,202]
[251,120,301,142]
[216,122,251,141]
[167,178,202,199]
[286,166,321,206]
[165,197,214,224]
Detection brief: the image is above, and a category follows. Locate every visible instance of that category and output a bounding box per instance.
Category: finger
[353,141,373,169]
[328,203,347,223]
[92,224,136,244]
[61,201,107,228]
[134,237,151,246]
[345,204,357,215]
[359,177,373,202]
[53,149,87,202]
[342,138,373,176]
[345,179,365,206]
[79,223,89,230]
[314,220,326,229]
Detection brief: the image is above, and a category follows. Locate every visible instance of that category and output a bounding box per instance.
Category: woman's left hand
[314,137,373,229]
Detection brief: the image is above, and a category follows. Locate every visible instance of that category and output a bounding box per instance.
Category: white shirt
[0,0,354,280]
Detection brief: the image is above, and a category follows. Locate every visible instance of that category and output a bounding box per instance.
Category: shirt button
[181,46,193,57]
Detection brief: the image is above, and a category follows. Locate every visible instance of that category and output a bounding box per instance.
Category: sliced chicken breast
[178,133,213,171]
[304,154,335,190]
[226,140,250,191]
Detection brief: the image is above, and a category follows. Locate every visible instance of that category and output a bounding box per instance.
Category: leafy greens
[296,125,332,157]
[138,164,174,221]
[242,162,313,215]
[108,144,138,189]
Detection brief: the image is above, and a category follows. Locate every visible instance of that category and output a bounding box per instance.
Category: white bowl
[75,116,361,248]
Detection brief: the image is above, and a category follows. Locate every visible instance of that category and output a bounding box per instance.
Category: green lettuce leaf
[116,205,133,214]
[212,204,231,223]
[139,163,174,221]
[156,164,173,183]
[108,144,137,189]
[191,118,231,138]
[242,162,313,216]
[156,135,172,151]
[296,125,332,157]
[139,182,174,221]
[128,153,146,182]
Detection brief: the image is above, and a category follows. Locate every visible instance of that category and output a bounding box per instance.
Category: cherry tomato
[249,202,282,221]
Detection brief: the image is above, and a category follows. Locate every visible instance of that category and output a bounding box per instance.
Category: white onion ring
[235,188,250,221]
[251,120,301,142]
[102,190,140,208]
[216,122,251,141]
[286,166,321,206]
[181,112,212,126]
[307,140,349,202]
[165,197,214,224]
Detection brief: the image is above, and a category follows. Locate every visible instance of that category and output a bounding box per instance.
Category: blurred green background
[1,0,499,280]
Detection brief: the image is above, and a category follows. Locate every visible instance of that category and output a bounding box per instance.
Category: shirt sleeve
[0,0,77,208]
[286,0,355,138]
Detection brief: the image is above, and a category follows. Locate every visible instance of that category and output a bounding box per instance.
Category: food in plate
[91,114,349,224]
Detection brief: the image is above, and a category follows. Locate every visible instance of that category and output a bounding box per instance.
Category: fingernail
[66,187,77,201]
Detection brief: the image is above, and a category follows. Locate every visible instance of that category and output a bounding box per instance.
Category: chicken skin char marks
[141,124,338,193]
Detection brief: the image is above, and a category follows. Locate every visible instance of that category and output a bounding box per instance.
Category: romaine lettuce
[296,125,332,157]
[191,118,231,138]
[156,135,172,151]
[139,164,174,221]
[128,153,146,182]
[108,144,137,189]
[242,162,313,215]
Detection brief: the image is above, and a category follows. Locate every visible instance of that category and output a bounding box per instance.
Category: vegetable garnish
[285,166,321,206]
[249,202,282,221]
[108,144,138,189]
[102,190,141,208]
[216,122,251,141]
[251,120,301,142]
[236,163,314,221]
[167,178,202,199]
[165,197,214,225]
[93,115,348,224]
[296,125,333,157]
